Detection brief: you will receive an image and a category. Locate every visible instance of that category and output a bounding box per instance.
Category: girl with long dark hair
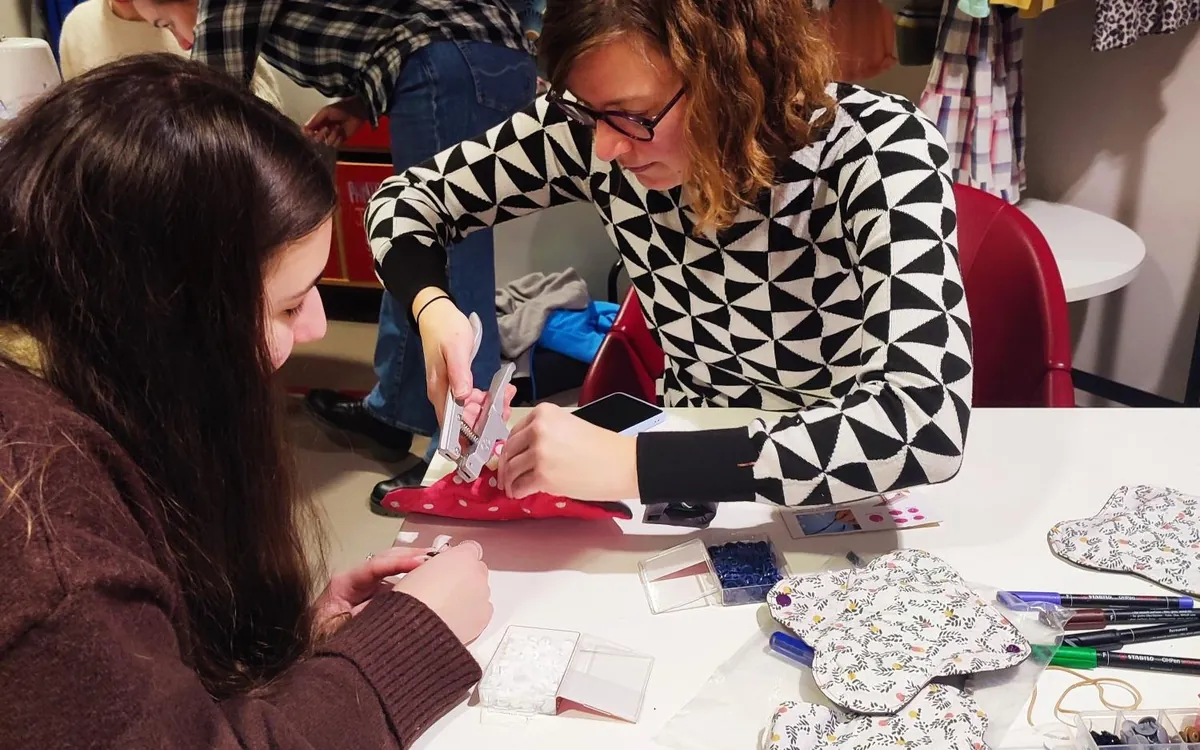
[0,54,491,748]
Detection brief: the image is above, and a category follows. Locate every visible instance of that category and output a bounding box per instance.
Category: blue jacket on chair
[538,301,618,364]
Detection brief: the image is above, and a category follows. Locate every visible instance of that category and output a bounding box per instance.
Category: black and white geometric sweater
[367,83,973,508]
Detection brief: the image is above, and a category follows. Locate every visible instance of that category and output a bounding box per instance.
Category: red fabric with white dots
[380,457,633,522]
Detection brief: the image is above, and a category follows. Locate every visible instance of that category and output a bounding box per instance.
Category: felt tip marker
[1062,608,1200,631]
[769,631,815,668]
[1062,620,1200,649]
[1050,646,1200,676]
[1000,591,1196,609]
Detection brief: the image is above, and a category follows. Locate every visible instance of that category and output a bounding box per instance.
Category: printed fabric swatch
[380,445,632,522]
[1048,484,1200,596]
[1093,0,1200,51]
[766,683,988,750]
[768,549,1030,714]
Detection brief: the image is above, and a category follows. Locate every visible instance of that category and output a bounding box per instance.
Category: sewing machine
[0,36,61,122]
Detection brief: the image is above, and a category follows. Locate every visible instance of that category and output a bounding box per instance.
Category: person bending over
[128,0,538,484]
[366,0,974,508]
[58,0,282,108]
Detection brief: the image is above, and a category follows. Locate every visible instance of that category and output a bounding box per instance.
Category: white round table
[1018,199,1146,303]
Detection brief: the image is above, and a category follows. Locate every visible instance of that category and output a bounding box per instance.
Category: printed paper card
[782,491,940,539]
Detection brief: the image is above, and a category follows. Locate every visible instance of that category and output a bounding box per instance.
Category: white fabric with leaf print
[1048,484,1200,596]
[767,549,1030,714]
[766,683,989,750]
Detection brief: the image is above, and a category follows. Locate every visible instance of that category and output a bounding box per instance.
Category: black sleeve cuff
[378,242,451,329]
[636,428,757,504]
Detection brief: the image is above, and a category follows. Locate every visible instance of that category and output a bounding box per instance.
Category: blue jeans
[365,41,536,461]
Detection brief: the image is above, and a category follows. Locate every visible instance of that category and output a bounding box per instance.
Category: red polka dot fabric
[380,455,633,522]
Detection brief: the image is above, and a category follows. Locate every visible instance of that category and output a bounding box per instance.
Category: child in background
[58,0,282,109]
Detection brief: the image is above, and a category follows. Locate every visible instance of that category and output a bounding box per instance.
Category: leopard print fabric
[1093,0,1200,51]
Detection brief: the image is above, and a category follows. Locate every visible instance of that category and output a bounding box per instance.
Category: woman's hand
[415,290,515,436]
[393,541,493,644]
[312,545,433,635]
[497,403,639,500]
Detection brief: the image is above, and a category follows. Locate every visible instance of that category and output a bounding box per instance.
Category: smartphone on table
[571,392,666,435]
[572,392,716,527]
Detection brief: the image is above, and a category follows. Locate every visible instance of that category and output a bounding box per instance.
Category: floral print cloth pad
[767,549,1030,714]
[1048,485,1200,596]
[767,683,988,750]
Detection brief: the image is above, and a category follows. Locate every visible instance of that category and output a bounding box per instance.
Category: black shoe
[369,460,431,516]
[304,389,413,463]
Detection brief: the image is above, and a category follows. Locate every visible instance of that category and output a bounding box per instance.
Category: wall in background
[0,0,30,36]
[1024,1,1200,403]
[851,7,1200,405]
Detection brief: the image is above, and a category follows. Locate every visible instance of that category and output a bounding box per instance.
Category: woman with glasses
[364,0,974,509]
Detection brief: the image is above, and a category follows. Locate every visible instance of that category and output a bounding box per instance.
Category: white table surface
[394,407,1200,750]
[1018,199,1146,303]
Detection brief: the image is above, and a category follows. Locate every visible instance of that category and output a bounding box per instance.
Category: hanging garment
[825,0,897,81]
[1093,0,1200,51]
[919,3,1026,203]
[959,0,991,18]
[991,0,1058,19]
[1021,0,1057,18]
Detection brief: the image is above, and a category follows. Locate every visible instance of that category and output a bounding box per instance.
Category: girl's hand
[313,546,432,635]
[393,541,493,644]
[497,403,639,500]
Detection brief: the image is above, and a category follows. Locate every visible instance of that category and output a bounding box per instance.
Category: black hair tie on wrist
[415,294,452,331]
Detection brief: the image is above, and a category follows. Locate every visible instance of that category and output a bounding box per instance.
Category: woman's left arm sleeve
[636,117,973,507]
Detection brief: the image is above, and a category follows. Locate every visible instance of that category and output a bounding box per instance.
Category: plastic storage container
[477,625,654,723]
[1069,709,1200,749]
[638,533,791,614]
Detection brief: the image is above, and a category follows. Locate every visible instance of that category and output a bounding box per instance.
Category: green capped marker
[1050,645,1200,675]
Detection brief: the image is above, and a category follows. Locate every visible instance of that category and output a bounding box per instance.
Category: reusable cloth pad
[766,683,988,750]
[380,445,632,522]
[1048,484,1200,596]
[767,549,1030,714]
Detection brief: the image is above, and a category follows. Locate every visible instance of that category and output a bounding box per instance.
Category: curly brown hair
[540,0,837,234]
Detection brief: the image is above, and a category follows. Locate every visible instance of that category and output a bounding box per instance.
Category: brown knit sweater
[0,362,481,748]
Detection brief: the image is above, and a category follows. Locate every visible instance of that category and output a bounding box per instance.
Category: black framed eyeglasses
[548,88,685,142]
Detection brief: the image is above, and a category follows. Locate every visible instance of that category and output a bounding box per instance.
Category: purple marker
[769,631,815,668]
[1001,591,1196,610]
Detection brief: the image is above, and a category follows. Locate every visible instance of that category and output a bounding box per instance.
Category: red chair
[579,183,1074,408]
[578,287,663,405]
[954,184,1074,407]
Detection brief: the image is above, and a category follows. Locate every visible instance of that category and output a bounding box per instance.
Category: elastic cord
[1025,666,1143,728]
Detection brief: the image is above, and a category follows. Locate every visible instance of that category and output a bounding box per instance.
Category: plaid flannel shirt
[918,2,1025,202]
[191,0,531,123]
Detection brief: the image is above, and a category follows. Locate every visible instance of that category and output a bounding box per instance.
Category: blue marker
[769,631,815,668]
[1000,591,1196,610]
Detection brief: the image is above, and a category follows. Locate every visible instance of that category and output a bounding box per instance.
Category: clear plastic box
[477,625,654,723]
[478,625,578,718]
[638,533,791,614]
[1069,709,1200,748]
